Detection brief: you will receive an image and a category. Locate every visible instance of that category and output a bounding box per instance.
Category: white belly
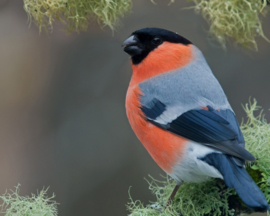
[169,141,223,184]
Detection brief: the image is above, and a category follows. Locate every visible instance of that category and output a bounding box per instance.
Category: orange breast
[129,42,192,86]
[126,85,188,173]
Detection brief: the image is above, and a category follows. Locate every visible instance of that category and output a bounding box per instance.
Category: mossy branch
[127,99,270,216]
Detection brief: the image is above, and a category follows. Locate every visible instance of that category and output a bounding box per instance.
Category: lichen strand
[23,0,132,32]
[191,0,269,50]
[127,100,270,216]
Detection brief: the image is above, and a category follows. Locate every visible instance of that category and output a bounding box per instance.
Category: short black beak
[122,35,142,57]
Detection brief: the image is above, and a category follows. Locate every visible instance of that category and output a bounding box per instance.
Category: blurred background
[0,0,269,215]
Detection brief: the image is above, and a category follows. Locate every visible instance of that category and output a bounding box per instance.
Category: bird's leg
[165,184,181,207]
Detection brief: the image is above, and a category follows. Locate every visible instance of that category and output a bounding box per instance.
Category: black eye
[152,37,162,45]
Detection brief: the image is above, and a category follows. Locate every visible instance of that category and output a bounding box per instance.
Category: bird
[122,27,270,212]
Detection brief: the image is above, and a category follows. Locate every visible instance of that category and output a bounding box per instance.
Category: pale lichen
[23,0,132,32]
[188,0,270,50]
[0,185,58,216]
[242,99,270,202]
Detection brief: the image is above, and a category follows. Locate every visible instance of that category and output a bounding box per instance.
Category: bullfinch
[122,27,270,212]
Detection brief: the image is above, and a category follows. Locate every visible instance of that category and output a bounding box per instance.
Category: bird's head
[122,28,192,65]
[122,28,194,84]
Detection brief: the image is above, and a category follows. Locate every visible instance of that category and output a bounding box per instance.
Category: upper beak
[122,35,142,56]
[122,35,138,48]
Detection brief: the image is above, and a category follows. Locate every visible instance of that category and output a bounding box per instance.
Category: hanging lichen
[188,0,270,50]
[127,99,270,216]
[23,0,132,32]
[23,0,269,50]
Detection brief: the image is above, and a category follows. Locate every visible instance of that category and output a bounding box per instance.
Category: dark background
[0,0,269,215]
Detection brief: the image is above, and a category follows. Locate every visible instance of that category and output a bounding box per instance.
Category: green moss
[187,0,270,50]
[0,184,57,216]
[127,99,270,216]
[23,0,132,33]
[246,166,262,183]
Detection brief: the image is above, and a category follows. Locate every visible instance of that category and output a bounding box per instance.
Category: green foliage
[188,0,270,50]
[23,0,132,32]
[127,99,270,216]
[0,185,58,216]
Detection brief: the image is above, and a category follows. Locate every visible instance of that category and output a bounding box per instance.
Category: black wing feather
[141,99,255,164]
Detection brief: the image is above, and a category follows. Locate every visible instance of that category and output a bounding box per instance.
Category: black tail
[201,153,270,212]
